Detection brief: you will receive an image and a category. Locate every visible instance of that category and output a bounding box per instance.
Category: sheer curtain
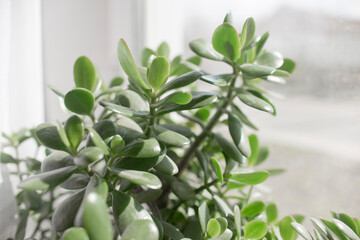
[0,0,44,237]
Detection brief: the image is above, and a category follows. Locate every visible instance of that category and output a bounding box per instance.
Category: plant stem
[146,97,157,136]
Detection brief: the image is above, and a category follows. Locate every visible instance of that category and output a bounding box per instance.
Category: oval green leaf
[148,56,170,92]
[291,222,312,240]
[158,71,203,96]
[189,39,224,61]
[65,115,84,151]
[240,17,256,49]
[35,123,69,152]
[207,218,221,238]
[62,227,90,240]
[64,88,94,115]
[198,201,210,234]
[87,127,110,155]
[256,51,284,68]
[214,134,244,163]
[280,216,297,240]
[229,170,269,185]
[244,220,267,239]
[99,101,149,117]
[237,90,274,114]
[240,63,276,78]
[242,201,265,218]
[121,138,161,158]
[113,169,162,189]
[153,125,190,147]
[74,56,96,92]
[228,112,250,157]
[212,23,240,61]
[122,220,159,240]
[154,155,179,175]
[266,203,278,223]
[210,157,223,183]
[171,180,195,201]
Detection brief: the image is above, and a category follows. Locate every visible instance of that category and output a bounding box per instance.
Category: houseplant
[1,12,359,240]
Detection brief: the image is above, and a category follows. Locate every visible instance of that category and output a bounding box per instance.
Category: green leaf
[198,201,210,234]
[338,213,359,235]
[158,71,203,96]
[247,134,259,166]
[118,39,149,90]
[229,170,269,185]
[75,147,104,166]
[214,134,244,163]
[109,76,124,87]
[240,63,275,78]
[99,101,149,117]
[35,123,69,152]
[15,209,28,240]
[237,90,274,114]
[64,88,94,115]
[231,104,258,130]
[65,115,84,151]
[122,220,159,240]
[1,152,17,164]
[158,92,218,115]
[279,58,296,73]
[60,174,90,190]
[148,56,170,92]
[254,146,269,166]
[333,219,359,240]
[210,157,223,183]
[216,217,228,235]
[213,195,233,217]
[57,121,71,149]
[291,222,313,240]
[244,220,267,239]
[112,169,162,189]
[116,90,149,112]
[121,138,161,158]
[189,39,224,61]
[154,155,179,175]
[153,125,190,146]
[207,218,221,238]
[280,216,297,240]
[171,180,195,200]
[157,41,170,58]
[240,18,256,49]
[22,190,42,210]
[256,51,284,68]
[195,107,211,121]
[87,127,110,155]
[74,56,96,92]
[212,23,240,61]
[266,203,278,223]
[141,48,157,67]
[256,32,269,56]
[321,218,348,240]
[223,11,233,23]
[200,74,233,87]
[228,112,250,157]
[82,192,112,240]
[154,91,192,106]
[161,221,184,240]
[112,190,153,233]
[116,116,143,133]
[62,227,90,240]
[52,189,85,232]
[247,89,276,115]
[19,166,77,190]
[41,152,73,172]
[311,218,334,240]
[209,229,233,240]
[234,205,241,240]
[242,201,265,218]
[110,135,125,155]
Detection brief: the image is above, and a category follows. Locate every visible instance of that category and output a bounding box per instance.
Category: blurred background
[1,0,359,232]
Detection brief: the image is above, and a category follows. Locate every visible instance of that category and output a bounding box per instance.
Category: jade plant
[2,12,360,240]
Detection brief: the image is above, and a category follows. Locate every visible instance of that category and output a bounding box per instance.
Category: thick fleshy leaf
[158,92,218,115]
[321,218,348,240]
[122,220,159,240]
[75,147,104,166]
[158,71,203,96]
[171,180,195,200]
[121,138,161,158]
[311,218,334,239]
[237,90,274,114]
[161,221,184,240]
[199,201,210,234]
[65,115,84,151]
[60,174,90,190]
[231,104,258,130]
[64,88,94,115]
[118,39,149,90]
[22,190,42,210]
[280,216,297,240]
[240,64,275,78]
[291,222,313,240]
[112,169,162,189]
[256,51,284,68]
[216,217,228,235]
[154,155,178,175]
[82,192,112,240]
[52,189,85,232]
[87,128,110,155]
[110,135,125,155]
[183,217,202,240]
[247,89,276,115]
[62,227,90,240]
[154,92,192,106]
[116,90,149,112]
[116,117,143,133]
[215,134,244,163]
[247,134,259,166]
[57,121,71,149]
[228,112,250,157]
[19,166,78,190]
[234,205,241,240]
[157,41,170,58]
[112,190,153,233]
[99,101,149,117]
[279,58,296,73]
[189,39,224,61]
[35,123,69,152]
[209,229,233,240]
[15,209,28,240]
[255,32,269,56]
[153,125,190,146]
[229,170,269,185]
[333,219,359,240]
[266,203,278,223]
[74,56,96,92]
[200,74,233,87]
[212,23,240,61]
[0,152,17,164]
[41,152,73,172]
[148,56,170,92]
[338,213,358,235]
[244,220,267,239]
[223,11,233,23]
[210,157,223,183]
[214,195,233,217]
[242,201,265,218]
[135,189,162,203]
[240,18,256,49]
[91,120,117,141]
[141,48,157,67]
[109,76,124,87]
[207,218,221,238]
